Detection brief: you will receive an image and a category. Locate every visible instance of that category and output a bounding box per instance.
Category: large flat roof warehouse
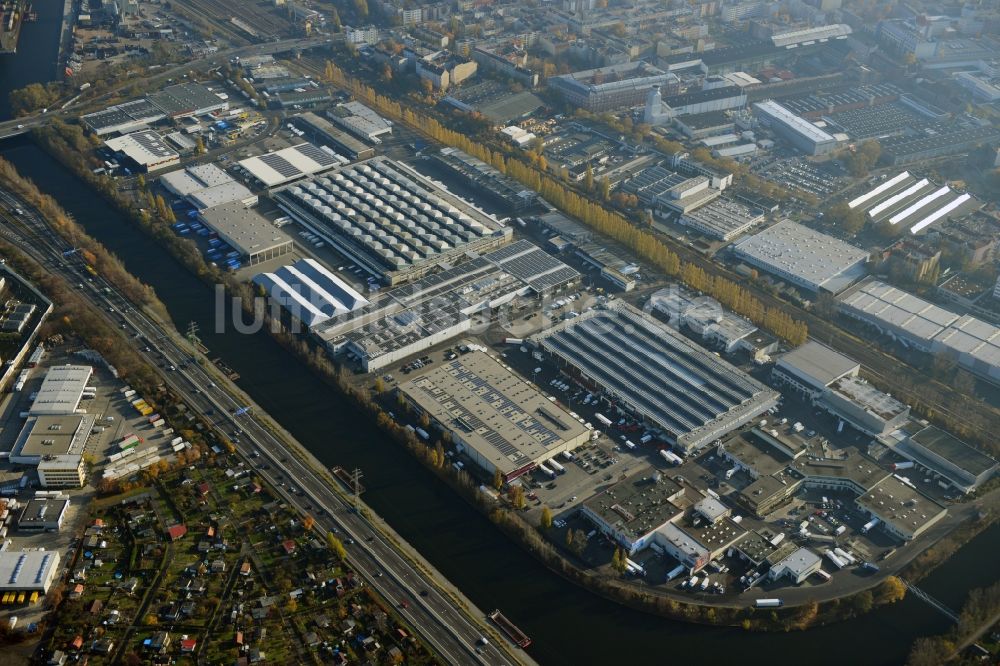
[837,279,960,349]
[104,130,180,173]
[533,301,779,454]
[753,100,837,147]
[292,112,375,160]
[856,476,947,541]
[775,341,860,391]
[161,163,234,195]
[147,82,228,118]
[237,142,344,188]
[11,414,94,463]
[678,197,764,241]
[30,365,93,415]
[82,99,166,135]
[252,258,369,328]
[731,220,869,294]
[907,425,998,484]
[272,157,512,285]
[0,550,61,593]
[317,241,576,371]
[160,164,257,210]
[398,351,591,480]
[327,101,393,141]
[197,202,293,265]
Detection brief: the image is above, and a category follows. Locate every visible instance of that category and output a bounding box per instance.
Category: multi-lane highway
[0,189,530,666]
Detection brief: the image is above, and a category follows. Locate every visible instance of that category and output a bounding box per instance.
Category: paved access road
[0,189,530,666]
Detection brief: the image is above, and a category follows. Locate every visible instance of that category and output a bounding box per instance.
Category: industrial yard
[55,58,997,615]
[4,4,1000,658]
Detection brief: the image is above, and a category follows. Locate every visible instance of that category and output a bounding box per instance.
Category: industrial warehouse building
[753,100,838,155]
[880,126,1000,166]
[847,172,980,236]
[397,351,590,481]
[316,240,578,371]
[83,83,227,135]
[855,475,948,541]
[548,62,679,112]
[237,142,344,188]
[104,130,180,173]
[649,287,778,361]
[291,112,376,161]
[533,301,779,454]
[10,414,94,466]
[580,472,685,554]
[160,164,258,210]
[17,497,69,531]
[272,158,512,286]
[581,469,746,567]
[82,99,167,136]
[677,197,765,241]
[9,365,94,487]
[197,202,294,266]
[0,550,61,594]
[773,341,909,436]
[252,258,369,328]
[327,101,393,143]
[773,341,859,396]
[28,365,93,415]
[838,279,1000,385]
[731,220,869,294]
[886,425,997,493]
[768,547,822,584]
[621,166,721,216]
[430,148,539,212]
[737,449,891,518]
[146,82,229,119]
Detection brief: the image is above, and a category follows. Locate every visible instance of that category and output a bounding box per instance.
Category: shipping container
[755,599,783,608]
[665,564,686,581]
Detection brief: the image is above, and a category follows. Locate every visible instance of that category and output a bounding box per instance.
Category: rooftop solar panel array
[535,303,776,452]
[259,153,300,179]
[481,239,579,293]
[295,142,338,166]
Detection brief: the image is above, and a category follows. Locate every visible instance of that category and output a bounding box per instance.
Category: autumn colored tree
[540,506,553,529]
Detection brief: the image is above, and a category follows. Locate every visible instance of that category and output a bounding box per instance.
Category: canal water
[0,0,64,121]
[2,139,996,665]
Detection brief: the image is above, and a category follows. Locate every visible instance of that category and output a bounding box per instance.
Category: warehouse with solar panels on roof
[397,350,591,481]
[316,239,578,371]
[237,142,347,188]
[532,301,779,454]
